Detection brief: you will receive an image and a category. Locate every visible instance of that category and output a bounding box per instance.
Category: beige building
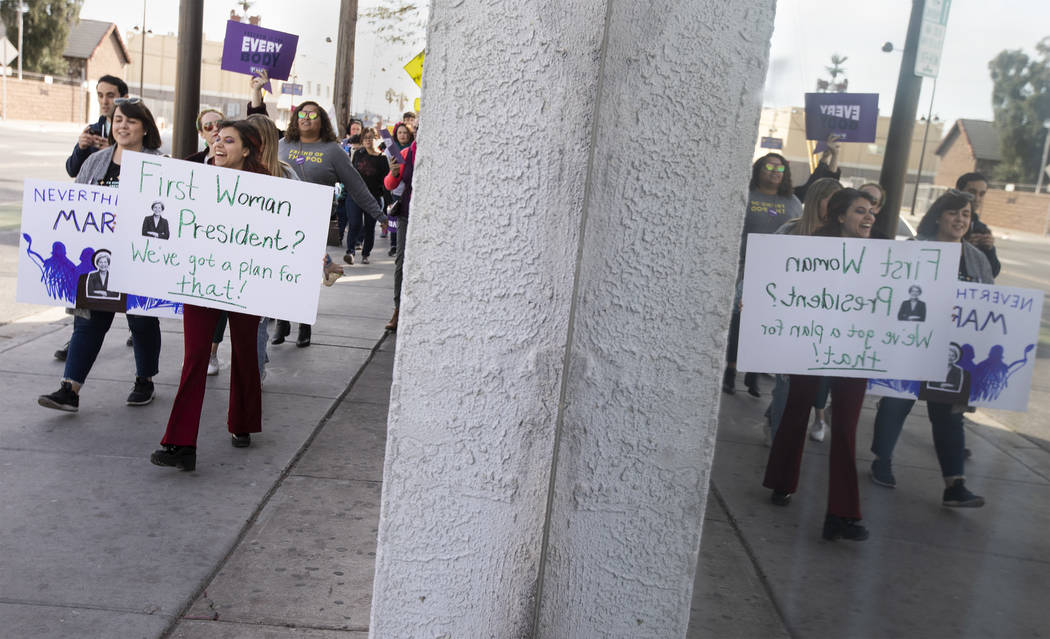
[754,105,943,206]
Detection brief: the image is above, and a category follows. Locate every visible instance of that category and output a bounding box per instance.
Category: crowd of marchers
[36,72,417,473]
[725,138,998,542]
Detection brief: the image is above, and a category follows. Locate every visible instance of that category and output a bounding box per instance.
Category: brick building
[62,19,130,123]
[933,119,1002,187]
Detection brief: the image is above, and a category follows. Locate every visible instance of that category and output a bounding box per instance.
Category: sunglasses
[201,121,221,132]
[764,163,786,173]
[947,188,976,201]
[297,111,320,120]
[114,97,142,106]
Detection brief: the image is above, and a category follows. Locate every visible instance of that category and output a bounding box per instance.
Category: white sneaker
[809,420,826,442]
[207,354,220,376]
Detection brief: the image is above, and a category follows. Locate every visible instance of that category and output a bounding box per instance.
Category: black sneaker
[942,479,984,508]
[771,490,792,506]
[126,334,134,347]
[722,368,736,395]
[388,247,396,257]
[231,433,251,448]
[126,377,155,406]
[870,458,896,488]
[54,341,70,361]
[823,514,869,541]
[38,382,79,412]
[150,445,196,471]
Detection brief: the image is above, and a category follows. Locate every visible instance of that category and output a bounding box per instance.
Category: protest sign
[107,152,334,324]
[16,179,182,317]
[868,282,1042,411]
[804,93,879,143]
[220,20,298,88]
[737,235,960,380]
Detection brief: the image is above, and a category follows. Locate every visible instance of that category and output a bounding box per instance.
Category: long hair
[749,153,793,196]
[114,101,162,150]
[796,177,842,236]
[815,188,876,237]
[916,190,974,238]
[216,120,269,176]
[392,121,415,147]
[246,114,290,177]
[285,101,337,143]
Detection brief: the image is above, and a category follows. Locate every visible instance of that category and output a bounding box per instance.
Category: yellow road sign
[404,50,424,87]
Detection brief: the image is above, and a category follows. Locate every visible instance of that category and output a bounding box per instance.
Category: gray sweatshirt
[278,139,385,221]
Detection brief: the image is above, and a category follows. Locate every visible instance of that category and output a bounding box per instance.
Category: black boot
[822,514,869,541]
[150,445,196,471]
[744,372,761,397]
[296,324,312,347]
[272,320,291,345]
[722,367,736,395]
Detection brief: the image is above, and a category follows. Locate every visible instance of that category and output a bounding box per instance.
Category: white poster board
[738,235,960,380]
[108,152,334,324]
[16,179,182,317]
[868,283,1043,411]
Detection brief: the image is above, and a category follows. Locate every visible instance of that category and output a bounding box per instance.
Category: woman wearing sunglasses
[723,153,803,398]
[37,98,164,413]
[275,101,387,347]
[151,120,271,472]
[868,189,993,508]
[184,108,225,164]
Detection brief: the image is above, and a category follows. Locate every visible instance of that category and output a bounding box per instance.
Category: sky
[765,0,1050,137]
[77,1,1050,135]
[78,0,424,119]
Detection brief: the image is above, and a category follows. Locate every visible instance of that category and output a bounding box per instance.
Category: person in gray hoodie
[275,101,386,347]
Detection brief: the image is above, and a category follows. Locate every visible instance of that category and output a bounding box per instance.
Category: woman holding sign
[151,120,269,472]
[37,98,164,413]
[274,101,386,347]
[868,189,993,507]
[762,188,878,542]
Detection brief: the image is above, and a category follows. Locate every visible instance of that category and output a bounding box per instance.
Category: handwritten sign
[804,93,879,143]
[220,20,298,87]
[737,235,960,380]
[868,282,1042,411]
[16,180,181,317]
[107,152,334,324]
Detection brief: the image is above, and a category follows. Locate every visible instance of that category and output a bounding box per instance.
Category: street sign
[0,37,18,67]
[404,50,424,88]
[760,137,783,149]
[915,0,950,78]
[281,83,303,96]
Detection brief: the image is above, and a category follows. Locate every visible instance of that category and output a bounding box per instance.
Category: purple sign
[220,20,298,83]
[804,93,879,143]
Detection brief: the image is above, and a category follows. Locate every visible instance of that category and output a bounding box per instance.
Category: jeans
[212,311,228,344]
[766,376,830,438]
[64,311,161,384]
[871,397,965,478]
[335,196,349,247]
[257,317,269,377]
[394,215,408,307]
[347,194,381,257]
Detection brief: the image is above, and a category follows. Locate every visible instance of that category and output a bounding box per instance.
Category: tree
[815,53,848,93]
[989,37,1050,184]
[361,0,427,47]
[0,0,83,76]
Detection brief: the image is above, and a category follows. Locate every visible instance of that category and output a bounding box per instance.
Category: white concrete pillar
[370,1,775,637]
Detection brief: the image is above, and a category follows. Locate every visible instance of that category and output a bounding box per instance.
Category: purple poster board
[804,93,879,143]
[220,20,298,82]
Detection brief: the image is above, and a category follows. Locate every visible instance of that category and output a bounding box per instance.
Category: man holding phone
[65,75,129,178]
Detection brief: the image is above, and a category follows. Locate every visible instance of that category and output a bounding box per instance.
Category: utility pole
[875,0,926,240]
[17,1,23,80]
[333,0,359,136]
[172,0,203,159]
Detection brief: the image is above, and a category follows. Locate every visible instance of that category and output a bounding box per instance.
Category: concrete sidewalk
[3,244,1049,636]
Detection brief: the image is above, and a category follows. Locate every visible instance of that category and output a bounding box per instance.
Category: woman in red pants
[151,120,271,471]
[761,188,879,541]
